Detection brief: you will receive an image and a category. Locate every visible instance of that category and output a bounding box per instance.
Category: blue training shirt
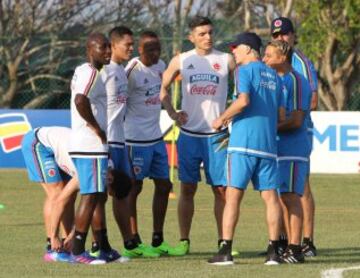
[228,61,284,159]
[292,49,318,132]
[278,70,312,160]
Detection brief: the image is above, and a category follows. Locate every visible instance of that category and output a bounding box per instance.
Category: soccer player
[271,17,318,256]
[263,40,312,263]
[93,26,158,258]
[124,30,173,256]
[160,16,236,256]
[21,127,75,262]
[67,32,111,264]
[20,126,130,263]
[208,32,284,265]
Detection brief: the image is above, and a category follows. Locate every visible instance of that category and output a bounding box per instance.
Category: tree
[0,0,146,108]
[295,0,360,110]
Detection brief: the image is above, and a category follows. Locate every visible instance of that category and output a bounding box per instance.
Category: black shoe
[278,239,288,256]
[264,244,281,265]
[208,253,234,266]
[301,242,317,257]
[281,247,305,263]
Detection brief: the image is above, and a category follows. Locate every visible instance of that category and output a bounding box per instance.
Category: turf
[0,170,360,277]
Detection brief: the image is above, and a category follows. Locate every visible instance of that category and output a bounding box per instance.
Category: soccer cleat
[208,253,234,266]
[122,243,160,258]
[264,244,281,265]
[43,250,72,262]
[301,242,317,257]
[70,251,106,264]
[96,249,130,263]
[167,240,190,256]
[150,241,175,255]
[88,249,100,258]
[281,247,305,264]
[278,239,288,256]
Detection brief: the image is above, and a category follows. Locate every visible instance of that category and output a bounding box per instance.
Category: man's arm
[278,110,305,132]
[310,91,318,110]
[228,54,236,76]
[160,55,188,125]
[49,177,79,251]
[212,93,249,130]
[74,94,106,143]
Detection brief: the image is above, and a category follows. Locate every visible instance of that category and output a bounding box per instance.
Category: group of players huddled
[21,15,318,265]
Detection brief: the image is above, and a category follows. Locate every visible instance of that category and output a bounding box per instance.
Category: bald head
[86,32,111,69]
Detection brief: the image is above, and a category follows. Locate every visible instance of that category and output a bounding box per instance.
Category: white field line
[321,265,360,278]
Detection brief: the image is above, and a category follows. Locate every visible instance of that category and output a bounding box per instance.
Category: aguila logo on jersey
[187,64,195,70]
[213,63,221,71]
[189,74,219,84]
[144,78,149,84]
[0,113,32,153]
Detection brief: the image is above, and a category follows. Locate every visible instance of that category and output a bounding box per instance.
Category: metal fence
[1,32,359,111]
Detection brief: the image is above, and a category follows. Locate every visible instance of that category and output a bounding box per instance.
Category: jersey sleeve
[307,60,318,93]
[71,65,98,97]
[236,65,251,95]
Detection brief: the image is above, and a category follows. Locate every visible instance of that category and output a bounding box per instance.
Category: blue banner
[0,109,70,168]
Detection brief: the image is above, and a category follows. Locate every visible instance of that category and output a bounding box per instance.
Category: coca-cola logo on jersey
[190,85,217,95]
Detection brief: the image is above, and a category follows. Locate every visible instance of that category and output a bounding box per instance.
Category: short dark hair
[139,30,158,40]
[188,16,212,30]
[109,26,133,42]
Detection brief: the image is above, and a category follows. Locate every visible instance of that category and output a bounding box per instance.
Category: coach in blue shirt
[208,32,285,266]
[271,17,318,257]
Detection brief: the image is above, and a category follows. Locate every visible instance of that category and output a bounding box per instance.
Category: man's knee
[181,183,197,199]
[130,181,143,196]
[212,186,226,202]
[154,179,172,195]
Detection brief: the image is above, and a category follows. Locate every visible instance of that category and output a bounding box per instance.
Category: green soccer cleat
[150,241,175,255]
[122,243,160,258]
[167,240,190,256]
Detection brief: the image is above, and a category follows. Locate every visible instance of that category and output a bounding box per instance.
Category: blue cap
[271,17,295,35]
[228,32,262,52]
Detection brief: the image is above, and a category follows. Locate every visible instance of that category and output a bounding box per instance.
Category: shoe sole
[264,260,280,266]
[208,261,234,266]
[114,257,131,263]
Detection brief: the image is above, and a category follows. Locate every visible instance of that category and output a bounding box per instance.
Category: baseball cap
[271,17,294,35]
[228,32,262,52]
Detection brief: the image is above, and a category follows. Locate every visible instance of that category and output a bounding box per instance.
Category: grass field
[1,170,360,277]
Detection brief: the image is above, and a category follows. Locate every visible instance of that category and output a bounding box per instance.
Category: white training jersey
[124,57,166,145]
[37,127,77,177]
[180,49,230,134]
[69,63,108,156]
[102,61,128,147]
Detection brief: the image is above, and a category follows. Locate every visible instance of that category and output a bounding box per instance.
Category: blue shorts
[226,152,278,191]
[177,132,226,186]
[109,145,133,178]
[21,130,69,184]
[278,160,308,196]
[72,157,108,195]
[128,141,169,181]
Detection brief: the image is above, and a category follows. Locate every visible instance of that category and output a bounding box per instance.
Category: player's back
[229,61,283,159]
[37,126,77,177]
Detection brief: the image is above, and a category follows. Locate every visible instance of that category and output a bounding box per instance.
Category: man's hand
[171,111,188,126]
[212,117,224,131]
[50,236,63,252]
